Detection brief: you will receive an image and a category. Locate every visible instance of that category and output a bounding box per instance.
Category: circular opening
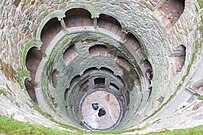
[80,89,123,130]
[25,10,148,132]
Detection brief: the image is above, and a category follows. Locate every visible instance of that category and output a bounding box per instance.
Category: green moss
[1,116,203,135]
[200,17,203,43]
[0,89,12,96]
[16,69,30,89]
[137,120,160,131]
[197,0,203,8]
[146,125,203,135]
[0,116,78,135]
[44,9,50,17]
[0,89,7,96]
[88,120,160,134]
[198,95,203,100]
[22,0,30,6]
[15,103,21,108]
[32,103,84,133]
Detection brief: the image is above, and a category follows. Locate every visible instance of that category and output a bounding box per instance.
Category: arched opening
[89,44,108,56]
[116,56,131,71]
[63,45,78,65]
[124,33,141,55]
[64,8,93,27]
[142,59,153,82]
[24,79,38,103]
[157,0,185,27]
[192,79,203,95]
[193,79,203,90]
[98,14,123,37]
[69,75,81,87]
[26,47,42,80]
[98,14,122,28]
[100,67,114,74]
[94,78,105,88]
[80,80,89,92]
[169,45,186,77]
[110,83,119,91]
[40,18,62,53]
[83,67,98,74]
[50,69,59,88]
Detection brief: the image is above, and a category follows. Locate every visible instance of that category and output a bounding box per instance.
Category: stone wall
[0,0,203,134]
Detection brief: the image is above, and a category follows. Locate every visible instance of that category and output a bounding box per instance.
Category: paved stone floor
[81,91,121,130]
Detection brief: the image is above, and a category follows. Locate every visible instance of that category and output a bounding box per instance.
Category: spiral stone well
[0,0,203,134]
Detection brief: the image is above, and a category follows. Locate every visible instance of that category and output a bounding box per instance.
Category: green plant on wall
[198,95,203,100]
[197,0,203,8]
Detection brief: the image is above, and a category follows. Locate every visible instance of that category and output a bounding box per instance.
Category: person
[98,107,106,117]
[92,103,99,110]
[146,69,153,80]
